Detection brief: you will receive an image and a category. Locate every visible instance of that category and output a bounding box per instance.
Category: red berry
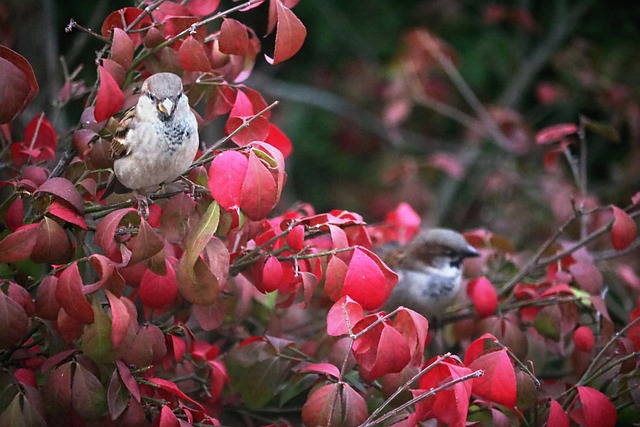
[573,326,595,352]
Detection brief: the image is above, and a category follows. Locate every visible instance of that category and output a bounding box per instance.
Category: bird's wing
[108,105,137,160]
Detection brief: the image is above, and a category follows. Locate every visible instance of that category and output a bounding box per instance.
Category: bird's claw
[134,194,150,219]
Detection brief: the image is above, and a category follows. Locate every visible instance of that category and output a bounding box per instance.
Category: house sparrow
[102,72,199,213]
[383,228,479,319]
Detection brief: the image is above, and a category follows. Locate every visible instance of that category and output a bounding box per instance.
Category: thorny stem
[363,353,452,425]
[494,340,541,388]
[361,369,484,427]
[65,19,110,43]
[229,220,299,275]
[416,32,512,150]
[277,246,355,262]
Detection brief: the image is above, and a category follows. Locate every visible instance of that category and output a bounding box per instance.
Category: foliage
[1,0,640,426]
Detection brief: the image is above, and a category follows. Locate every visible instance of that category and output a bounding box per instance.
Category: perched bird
[102,72,199,214]
[383,228,479,319]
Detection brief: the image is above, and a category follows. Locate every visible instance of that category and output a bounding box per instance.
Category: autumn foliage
[0,1,640,426]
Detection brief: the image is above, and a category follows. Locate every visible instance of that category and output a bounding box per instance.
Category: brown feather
[108,106,136,160]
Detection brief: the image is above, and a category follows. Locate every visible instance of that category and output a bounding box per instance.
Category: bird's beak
[158,98,175,116]
[463,244,480,258]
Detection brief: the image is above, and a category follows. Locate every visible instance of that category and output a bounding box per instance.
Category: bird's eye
[147,92,156,102]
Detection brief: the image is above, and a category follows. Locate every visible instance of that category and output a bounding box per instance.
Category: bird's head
[141,72,184,119]
[401,228,479,270]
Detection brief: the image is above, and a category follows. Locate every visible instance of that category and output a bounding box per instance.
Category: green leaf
[81,299,114,363]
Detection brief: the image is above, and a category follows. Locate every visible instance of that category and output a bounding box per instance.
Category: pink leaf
[185,0,221,16]
[327,296,363,336]
[300,363,341,379]
[208,150,248,210]
[611,205,637,250]
[469,349,516,407]
[535,123,578,145]
[343,247,393,310]
[467,276,498,317]
[239,149,278,220]
[548,400,570,427]
[94,65,124,122]
[571,386,617,427]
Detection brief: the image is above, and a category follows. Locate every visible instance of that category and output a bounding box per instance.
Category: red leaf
[127,218,164,266]
[384,202,421,244]
[110,28,134,69]
[352,314,411,380]
[35,275,61,320]
[285,224,305,252]
[548,400,570,427]
[569,261,602,293]
[192,300,225,332]
[105,291,131,348]
[469,349,516,407]
[393,308,430,364]
[571,386,617,427]
[158,405,180,427]
[178,36,211,72]
[116,360,141,402]
[264,122,292,159]
[301,382,367,427]
[240,149,278,220]
[140,261,178,308]
[219,18,250,55]
[208,150,248,210]
[56,263,95,324]
[414,356,473,427]
[573,326,595,352]
[0,46,39,124]
[611,205,637,250]
[259,256,283,293]
[467,276,498,317]
[224,89,270,145]
[0,292,30,349]
[343,247,387,310]
[87,254,126,295]
[535,123,578,145]
[47,200,88,229]
[266,0,307,65]
[94,66,124,122]
[186,0,221,16]
[6,196,23,231]
[95,208,136,263]
[35,177,84,214]
[0,223,38,263]
[23,113,57,156]
[327,296,363,336]
[31,216,72,265]
[300,363,340,379]
[101,7,151,46]
[147,377,204,410]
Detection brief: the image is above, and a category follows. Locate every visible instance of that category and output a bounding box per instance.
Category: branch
[498,0,595,108]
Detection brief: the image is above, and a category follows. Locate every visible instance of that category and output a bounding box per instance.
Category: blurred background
[3,0,640,246]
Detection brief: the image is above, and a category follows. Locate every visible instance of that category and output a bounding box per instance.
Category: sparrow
[102,72,199,214]
[382,228,479,319]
